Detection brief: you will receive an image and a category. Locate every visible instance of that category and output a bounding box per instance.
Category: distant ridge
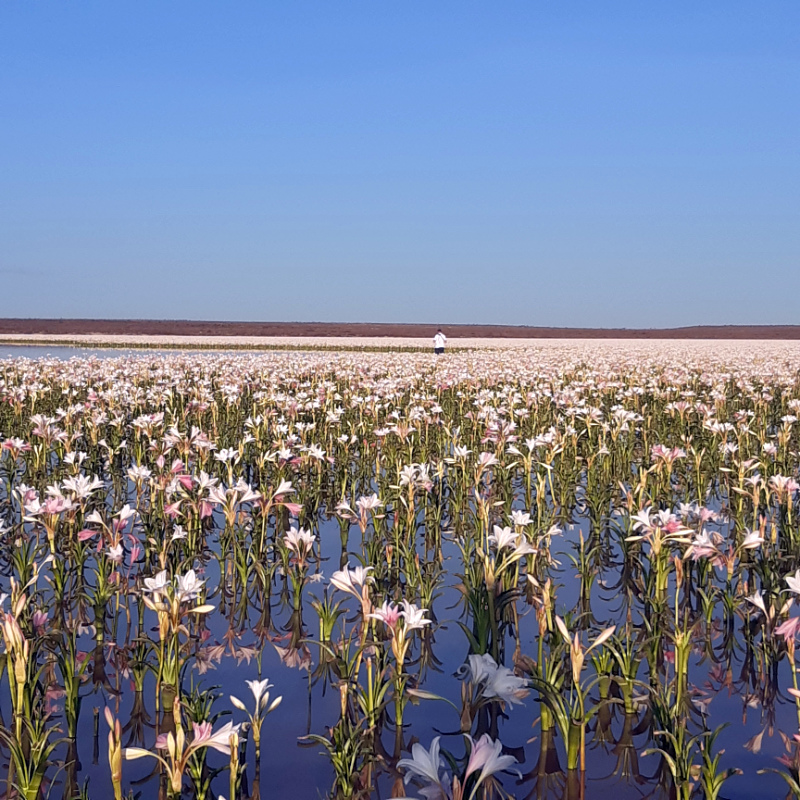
[1,319,799,340]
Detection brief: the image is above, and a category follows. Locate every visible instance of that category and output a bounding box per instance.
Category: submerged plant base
[0,343,798,799]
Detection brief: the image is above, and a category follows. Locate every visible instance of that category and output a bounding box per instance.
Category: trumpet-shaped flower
[143,570,169,595]
[510,510,532,527]
[283,526,315,560]
[230,678,282,747]
[369,600,402,630]
[786,570,800,596]
[330,565,373,600]
[746,591,767,616]
[400,600,432,632]
[488,526,517,550]
[465,734,518,786]
[741,529,764,550]
[397,736,444,786]
[175,570,205,602]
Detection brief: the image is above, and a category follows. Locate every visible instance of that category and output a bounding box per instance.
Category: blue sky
[1,2,797,326]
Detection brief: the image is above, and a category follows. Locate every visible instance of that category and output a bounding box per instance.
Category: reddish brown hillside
[1,319,799,339]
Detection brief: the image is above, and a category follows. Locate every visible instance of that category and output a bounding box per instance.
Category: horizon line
[1,318,800,340]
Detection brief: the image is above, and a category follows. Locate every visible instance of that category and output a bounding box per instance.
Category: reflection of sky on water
[0,345,133,359]
[0,500,791,800]
[0,347,794,799]
[0,346,257,359]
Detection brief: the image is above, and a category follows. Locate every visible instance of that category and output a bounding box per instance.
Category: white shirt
[433,332,447,349]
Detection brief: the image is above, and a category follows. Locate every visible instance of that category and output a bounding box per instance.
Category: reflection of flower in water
[398,734,518,799]
[460,653,529,708]
[9,340,800,795]
[199,628,261,673]
[274,643,312,671]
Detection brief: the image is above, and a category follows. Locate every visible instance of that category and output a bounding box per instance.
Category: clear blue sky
[1,2,797,327]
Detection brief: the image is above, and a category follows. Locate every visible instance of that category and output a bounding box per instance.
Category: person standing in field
[433,328,447,355]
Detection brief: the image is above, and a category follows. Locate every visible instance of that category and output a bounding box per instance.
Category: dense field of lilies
[3,343,800,799]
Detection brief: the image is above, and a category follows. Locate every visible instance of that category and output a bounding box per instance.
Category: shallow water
[0,504,791,798]
[0,345,253,359]
[0,349,797,800]
[0,345,134,359]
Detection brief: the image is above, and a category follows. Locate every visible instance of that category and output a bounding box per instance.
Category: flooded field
[1,343,800,799]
